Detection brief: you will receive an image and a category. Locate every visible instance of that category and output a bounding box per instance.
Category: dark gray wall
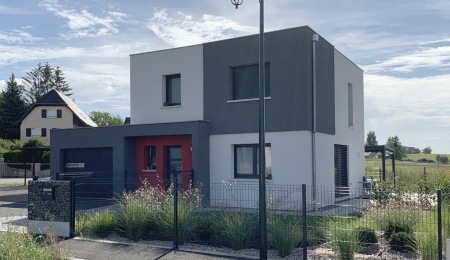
[203,26,335,135]
[50,121,210,195]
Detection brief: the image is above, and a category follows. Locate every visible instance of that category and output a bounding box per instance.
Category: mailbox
[42,187,55,200]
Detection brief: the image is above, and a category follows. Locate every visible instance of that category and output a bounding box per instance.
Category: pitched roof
[18,89,97,127]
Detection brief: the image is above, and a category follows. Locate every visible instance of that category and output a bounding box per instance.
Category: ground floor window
[146,146,156,170]
[234,144,272,179]
[334,144,348,197]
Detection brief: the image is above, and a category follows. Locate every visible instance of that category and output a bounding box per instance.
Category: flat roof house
[50,26,364,208]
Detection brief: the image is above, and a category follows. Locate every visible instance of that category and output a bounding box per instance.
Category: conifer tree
[0,73,27,140]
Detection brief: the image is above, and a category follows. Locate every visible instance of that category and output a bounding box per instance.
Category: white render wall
[130,45,204,124]
[332,50,365,190]
[20,106,73,142]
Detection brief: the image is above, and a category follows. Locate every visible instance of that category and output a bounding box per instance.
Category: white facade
[130,45,204,125]
[20,106,73,142]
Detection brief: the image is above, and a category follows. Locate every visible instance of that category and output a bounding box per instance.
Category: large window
[164,74,181,106]
[231,63,270,100]
[234,144,272,179]
[146,146,156,170]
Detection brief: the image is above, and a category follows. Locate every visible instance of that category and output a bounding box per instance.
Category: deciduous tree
[422,147,432,154]
[386,136,406,160]
[89,111,123,126]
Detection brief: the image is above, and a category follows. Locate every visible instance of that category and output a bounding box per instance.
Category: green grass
[0,229,68,259]
[267,214,302,257]
[406,154,450,162]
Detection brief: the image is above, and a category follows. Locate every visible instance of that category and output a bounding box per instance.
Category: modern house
[18,89,97,143]
[50,26,364,208]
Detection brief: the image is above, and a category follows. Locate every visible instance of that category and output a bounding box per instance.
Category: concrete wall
[130,45,204,124]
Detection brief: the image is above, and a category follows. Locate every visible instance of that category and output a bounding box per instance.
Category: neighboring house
[50,26,364,208]
[18,89,97,142]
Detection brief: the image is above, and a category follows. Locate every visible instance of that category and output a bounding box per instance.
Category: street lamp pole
[231,0,267,258]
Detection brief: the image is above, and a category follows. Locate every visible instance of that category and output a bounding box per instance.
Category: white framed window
[42,109,62,119]
[31,128,41,136]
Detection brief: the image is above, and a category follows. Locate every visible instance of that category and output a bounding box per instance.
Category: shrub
[356,226,377,246]
[267,215,302,257]
[89,210,116,238]
[195,213,215,243]
[215,211,254,250]
[116,197,149,241]
[306,217,329,246]
[418,232,438,260]
[155,184,202,244]
[75,212,91,237]
[389,232,417,253]
[384,220,413,240]
[331,227,360,260]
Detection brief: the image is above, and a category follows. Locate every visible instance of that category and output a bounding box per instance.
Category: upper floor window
[42,109,62,119]
[348,83,353,127]
[234,144,272,179]
[231,63,270,100]
[164,74,181,106]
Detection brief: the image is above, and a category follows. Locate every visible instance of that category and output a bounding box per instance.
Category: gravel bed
[86,232,420,260]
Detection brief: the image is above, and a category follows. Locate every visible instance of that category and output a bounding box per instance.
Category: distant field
[406,153,450,161]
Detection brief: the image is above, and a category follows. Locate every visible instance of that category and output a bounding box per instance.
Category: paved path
[61,238,255,260]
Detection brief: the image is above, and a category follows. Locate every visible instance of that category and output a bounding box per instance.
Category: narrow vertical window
[348,83,353,127]
[146,146,156,170]
[164,74,181,106]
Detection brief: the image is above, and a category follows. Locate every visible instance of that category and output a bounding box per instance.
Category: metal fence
[61,175,450,259]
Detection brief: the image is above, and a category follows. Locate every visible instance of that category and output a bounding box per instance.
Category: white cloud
[0,30,42,44]
[39,0,128,39]
[364,45,450,73]
[147,9,255,47]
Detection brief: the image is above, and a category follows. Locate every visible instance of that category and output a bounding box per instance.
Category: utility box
[42,187,55,200]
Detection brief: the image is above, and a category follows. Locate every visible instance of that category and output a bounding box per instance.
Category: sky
[0,0,449,153]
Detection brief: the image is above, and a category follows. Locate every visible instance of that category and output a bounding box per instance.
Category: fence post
[173,169,179,250]
[23,162,27,186]
[438,190,442,260]
[302,184,307,259]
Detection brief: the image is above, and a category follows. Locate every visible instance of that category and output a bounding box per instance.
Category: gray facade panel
[203,26,335,135]
[50,121,210,195]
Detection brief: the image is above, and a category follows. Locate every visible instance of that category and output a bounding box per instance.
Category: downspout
[311,34,319,206]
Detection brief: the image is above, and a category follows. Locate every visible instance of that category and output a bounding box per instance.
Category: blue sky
[1,0,450,153]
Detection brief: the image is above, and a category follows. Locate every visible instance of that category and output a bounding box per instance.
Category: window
[164,74,181,106]
[231,63,270,100]
[26,128,46,137]
[41,109,62,119]
[234,144,272,179]
[334,144,348,197]
[146,146,156,170]
[348,83,353,127]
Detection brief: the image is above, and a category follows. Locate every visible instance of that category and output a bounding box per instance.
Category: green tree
[0,73,28,140]
[365,131,378,146]
[404,146,421,154]
[89,111,123,126]
[422,147,432,154]
[386,136,406,160]
[22,62,72,103]
[436,154,449,164]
